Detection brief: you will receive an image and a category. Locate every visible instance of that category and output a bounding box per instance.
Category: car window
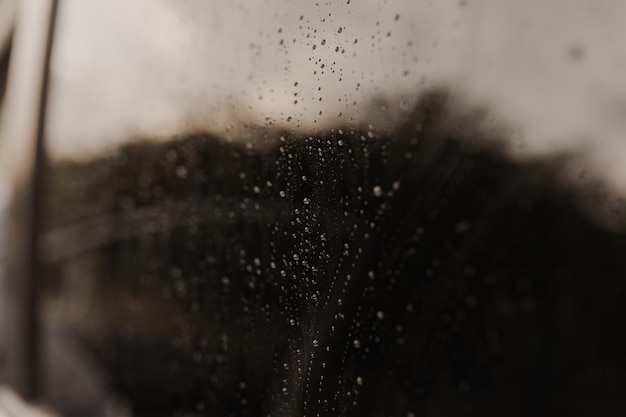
[9,1,626,416]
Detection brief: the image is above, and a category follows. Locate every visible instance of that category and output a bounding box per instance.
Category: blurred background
[2,1,626,416]
[47,0,626,190]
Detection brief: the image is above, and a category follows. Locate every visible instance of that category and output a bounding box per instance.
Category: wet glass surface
[36,1,626,416]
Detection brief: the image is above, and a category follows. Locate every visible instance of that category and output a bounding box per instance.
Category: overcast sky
[45,0,626,195]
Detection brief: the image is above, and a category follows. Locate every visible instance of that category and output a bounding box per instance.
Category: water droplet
[176,166,188,179]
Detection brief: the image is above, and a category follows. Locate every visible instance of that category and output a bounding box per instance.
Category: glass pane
[38,1,626,416]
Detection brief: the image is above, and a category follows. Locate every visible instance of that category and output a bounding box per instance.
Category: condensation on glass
[23,1,626,416]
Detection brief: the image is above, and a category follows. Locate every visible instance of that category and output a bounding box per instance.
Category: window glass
[40,1,626,416]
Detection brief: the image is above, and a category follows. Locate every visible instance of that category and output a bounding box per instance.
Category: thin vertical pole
[0,0,59,400]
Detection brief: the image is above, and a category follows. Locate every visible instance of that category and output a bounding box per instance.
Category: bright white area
[44,0,626,194]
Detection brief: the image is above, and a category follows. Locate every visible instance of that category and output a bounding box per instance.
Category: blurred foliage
[41,90,626,417]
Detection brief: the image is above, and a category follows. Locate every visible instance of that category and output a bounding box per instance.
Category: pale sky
[45,0,626,196]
